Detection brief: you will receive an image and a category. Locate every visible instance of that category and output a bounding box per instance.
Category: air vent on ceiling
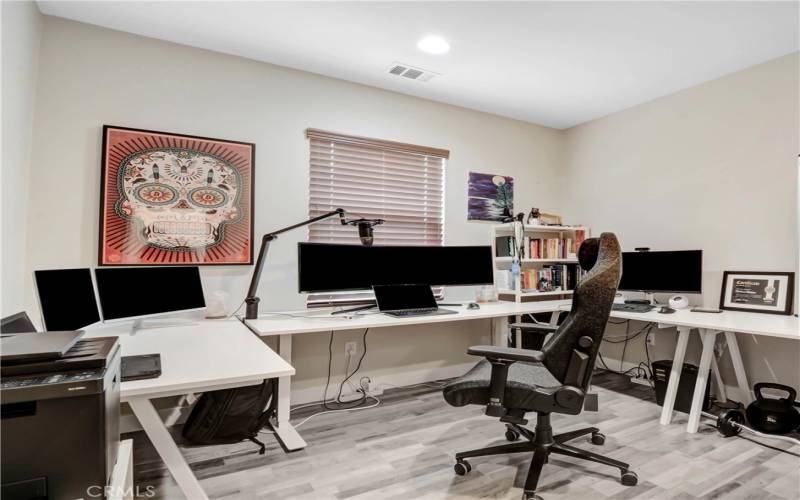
[387,62,439,82]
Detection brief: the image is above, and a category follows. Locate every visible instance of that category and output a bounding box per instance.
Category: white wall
[25,17,565,399]
[563,53,800,396]
[1,1,42,316]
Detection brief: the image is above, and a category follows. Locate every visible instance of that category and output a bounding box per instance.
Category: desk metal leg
[686,329,718,433]
[127,397,208,500]
[272,333,307,451]
[660,326,690,425]
[493,316,510,347]
[710,356,727,403]
[724,331,752,405]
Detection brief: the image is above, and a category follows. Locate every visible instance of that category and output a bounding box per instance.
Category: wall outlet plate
[344,341,357,356]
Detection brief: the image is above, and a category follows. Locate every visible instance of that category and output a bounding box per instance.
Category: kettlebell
[745,383,800,434]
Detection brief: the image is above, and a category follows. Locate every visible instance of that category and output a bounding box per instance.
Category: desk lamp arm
[245,208,346,319]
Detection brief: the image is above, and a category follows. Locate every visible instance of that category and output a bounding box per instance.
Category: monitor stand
[129,317,199,335]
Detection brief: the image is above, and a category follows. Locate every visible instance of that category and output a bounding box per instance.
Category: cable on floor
[293,395,382,429]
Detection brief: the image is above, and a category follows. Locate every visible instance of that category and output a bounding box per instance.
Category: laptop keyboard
[392,308,437,316]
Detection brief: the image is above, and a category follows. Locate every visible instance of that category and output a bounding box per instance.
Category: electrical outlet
[359,377,371,394]
[646,332,655,346]
[344,342,357,356]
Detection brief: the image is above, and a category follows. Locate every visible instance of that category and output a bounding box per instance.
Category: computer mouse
[467,303,480,310]
[658,306,676,314]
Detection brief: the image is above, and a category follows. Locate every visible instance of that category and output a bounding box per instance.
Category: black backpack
[182,378,275,454]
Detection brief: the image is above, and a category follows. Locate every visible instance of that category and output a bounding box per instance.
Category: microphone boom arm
[244,209,383,319]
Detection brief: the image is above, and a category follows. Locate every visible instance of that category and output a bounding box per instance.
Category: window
[306,128,448,305]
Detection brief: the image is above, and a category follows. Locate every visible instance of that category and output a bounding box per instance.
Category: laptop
[0,330,84,365]
[373,284,458,317]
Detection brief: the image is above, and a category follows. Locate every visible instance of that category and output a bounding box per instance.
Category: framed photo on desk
[720,271,794,315]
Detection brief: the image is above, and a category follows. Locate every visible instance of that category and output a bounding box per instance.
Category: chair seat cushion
[443,358,561,410]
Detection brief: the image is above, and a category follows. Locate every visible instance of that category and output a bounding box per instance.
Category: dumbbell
[701,408,746,437]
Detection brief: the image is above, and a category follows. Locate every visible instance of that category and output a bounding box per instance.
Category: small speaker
[669,295,690,309]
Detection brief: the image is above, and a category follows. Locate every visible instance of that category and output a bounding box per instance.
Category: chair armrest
[509,322,558,333]
[467,345,544,363]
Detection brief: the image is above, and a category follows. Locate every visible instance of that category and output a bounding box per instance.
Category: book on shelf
[496,232,588,260]
[526,237,579,260]
[498,265,587,293]
[495,236,514,258]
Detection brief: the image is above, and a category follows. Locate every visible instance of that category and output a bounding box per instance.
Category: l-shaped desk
[245,300,799,451]
[84,302,797,500]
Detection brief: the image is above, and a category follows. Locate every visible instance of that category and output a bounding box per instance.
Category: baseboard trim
[120,362,476,432]
[288,361,475,405]
[595,357,749,403]
[120,396,196,434]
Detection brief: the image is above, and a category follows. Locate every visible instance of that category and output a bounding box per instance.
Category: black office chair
[443,233,636,500]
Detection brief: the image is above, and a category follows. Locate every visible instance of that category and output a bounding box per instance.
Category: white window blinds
[306,128,448,305]
[307,129,447,245]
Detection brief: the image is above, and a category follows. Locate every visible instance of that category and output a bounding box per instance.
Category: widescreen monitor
[95,266,206,322]
[34,268,102,331]
[298,243,494,293]
[618,250,702,294]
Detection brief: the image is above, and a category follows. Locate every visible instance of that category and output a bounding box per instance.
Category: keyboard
[612,303,655,313]
[384,308,458,317]
[389,308,438,316]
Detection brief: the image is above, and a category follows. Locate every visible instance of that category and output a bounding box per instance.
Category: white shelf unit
[492,224,589,303]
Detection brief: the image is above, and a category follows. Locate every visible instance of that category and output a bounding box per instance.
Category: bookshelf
[491,223,589,303]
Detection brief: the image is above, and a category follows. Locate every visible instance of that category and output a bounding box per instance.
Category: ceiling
[37,1,799,129]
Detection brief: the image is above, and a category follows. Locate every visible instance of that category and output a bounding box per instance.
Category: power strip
[630,376,651,387]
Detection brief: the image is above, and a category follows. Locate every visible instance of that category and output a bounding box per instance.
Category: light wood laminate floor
[129,372,800,499]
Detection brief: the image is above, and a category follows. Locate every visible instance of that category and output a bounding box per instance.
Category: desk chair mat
[443,358,560,410]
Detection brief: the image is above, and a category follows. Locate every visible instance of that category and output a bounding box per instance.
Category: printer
[1,332,121,500]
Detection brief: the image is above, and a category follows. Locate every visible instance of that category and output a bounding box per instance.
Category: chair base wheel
[454,460,472,476]
[621,470,638,486]
[591,432,605,445]
[505,429,521,441]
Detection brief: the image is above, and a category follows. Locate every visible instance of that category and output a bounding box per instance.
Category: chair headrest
[578,233,621,272]
[578,238,599,271]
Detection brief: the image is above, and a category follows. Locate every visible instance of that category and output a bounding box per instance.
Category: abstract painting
[467,172,513,221]
[99,126,254,265]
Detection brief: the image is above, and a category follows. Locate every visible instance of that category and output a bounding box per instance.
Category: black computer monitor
[618,250,702,293]
[34,268,102,331]
[298,243,494,293]
[94,266,206,322]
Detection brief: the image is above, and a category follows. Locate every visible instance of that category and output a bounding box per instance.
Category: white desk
[84,319,294,500]
[244,300,571,450]
[246,299,799,443]
[608,307,799,433]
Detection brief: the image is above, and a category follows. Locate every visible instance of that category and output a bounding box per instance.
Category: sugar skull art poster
[467,172,513,221]
[100,126,254,265]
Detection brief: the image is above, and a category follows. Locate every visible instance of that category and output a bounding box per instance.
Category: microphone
[344,218,384,246]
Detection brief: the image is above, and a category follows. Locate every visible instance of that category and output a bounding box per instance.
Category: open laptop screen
[373,284,436,312]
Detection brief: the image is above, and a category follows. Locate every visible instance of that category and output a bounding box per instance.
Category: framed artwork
[99,125,254,265]
[719,271,794,315]
[467,172,513,221]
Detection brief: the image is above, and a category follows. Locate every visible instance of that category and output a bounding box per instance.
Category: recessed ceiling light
[417,35,450,55]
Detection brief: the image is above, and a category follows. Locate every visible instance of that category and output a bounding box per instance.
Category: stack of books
[495,231,587,260]
[499,265,586,293]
